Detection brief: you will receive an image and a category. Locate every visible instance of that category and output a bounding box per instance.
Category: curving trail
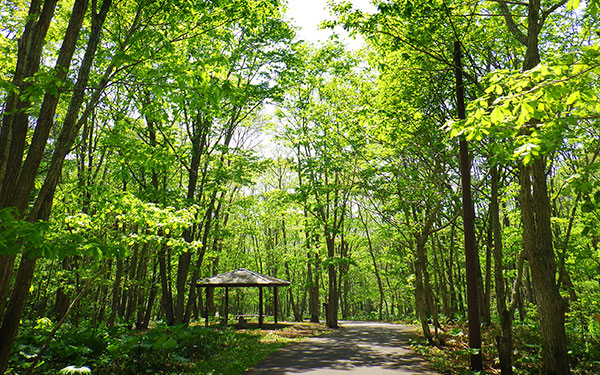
[245,321,439,374]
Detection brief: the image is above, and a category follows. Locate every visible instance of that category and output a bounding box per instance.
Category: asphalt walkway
[245,321,439,374]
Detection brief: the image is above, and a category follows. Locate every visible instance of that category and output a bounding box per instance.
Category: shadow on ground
[245,321,438,374]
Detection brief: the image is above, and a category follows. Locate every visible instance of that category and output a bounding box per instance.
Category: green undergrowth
[7,319,331,375]
[410,309,600,375]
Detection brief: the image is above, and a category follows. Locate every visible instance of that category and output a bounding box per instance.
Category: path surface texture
[245,321,439,374]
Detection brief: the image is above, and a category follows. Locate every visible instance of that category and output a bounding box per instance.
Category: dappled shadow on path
[245,321,438,374]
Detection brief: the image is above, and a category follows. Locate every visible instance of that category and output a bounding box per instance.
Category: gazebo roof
[197,268,290,287]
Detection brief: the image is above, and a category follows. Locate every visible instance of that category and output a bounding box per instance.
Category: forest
[0,0,600,374]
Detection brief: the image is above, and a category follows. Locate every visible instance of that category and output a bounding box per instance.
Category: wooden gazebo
[196,268,290,328]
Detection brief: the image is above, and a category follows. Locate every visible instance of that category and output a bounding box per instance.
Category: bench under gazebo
[197,268,290,328]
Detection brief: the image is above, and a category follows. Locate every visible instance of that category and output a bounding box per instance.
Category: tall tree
[280,42,365,328]
[0,0,113,369]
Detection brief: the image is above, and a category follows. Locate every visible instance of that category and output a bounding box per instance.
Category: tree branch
[540,0,568,28]
[494,0,528,45]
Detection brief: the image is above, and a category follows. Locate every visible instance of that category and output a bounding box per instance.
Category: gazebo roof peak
[197,268,290,287]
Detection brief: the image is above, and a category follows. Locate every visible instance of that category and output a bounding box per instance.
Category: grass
[194,322,333,374]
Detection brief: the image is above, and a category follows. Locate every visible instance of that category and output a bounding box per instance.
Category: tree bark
[158,241,175,325]
[414,237,433,344]
[519,159,569,375]
[175,114,207,323]
[433,234,450,319]
[285,263,302,321]
[184,191,221,323]
[14,0,91,214]
[455,40,482,371]
[134,245,149,329]
[141,260,159,329]
[497,1,570,371]
[0,0,58,203]
[360,210,385,321]
[0,256,36,373]
[107,256,123,327]
[492,164,514,375]
[325,235,338,328]
[447,224,457,317]
[280,212,301,321]
[307,232,320,323]
[124,244,140,324]
[484,215,493,326]
[337,237,350,320]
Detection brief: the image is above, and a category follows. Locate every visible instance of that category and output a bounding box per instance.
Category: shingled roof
[197,268,290,287]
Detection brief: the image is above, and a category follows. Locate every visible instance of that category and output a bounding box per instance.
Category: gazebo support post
[224,287,229,325]
[259,286,264,328]
[273,286,278,324]
[205,287,210,327]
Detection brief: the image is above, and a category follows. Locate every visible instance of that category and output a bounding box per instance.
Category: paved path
[245,321,439,374]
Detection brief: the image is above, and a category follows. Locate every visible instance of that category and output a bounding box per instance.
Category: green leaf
[161,338,178,350]
[490,107,505,124]
[449,328,463,336]
[449,127,462,138]
[58,366,91,374]
[516,103,532,125]
[566,91,579,106]
[566,0,580,10]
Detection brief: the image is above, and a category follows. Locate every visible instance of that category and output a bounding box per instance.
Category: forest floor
[410,319,600,374]
[245,321,439,374]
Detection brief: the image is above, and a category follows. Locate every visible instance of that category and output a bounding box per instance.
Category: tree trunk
[496,0,570,371]
[308,239,320,323]
[519,159,569,375]
[325,235,338,328]
[281,214,302,322]
[134,247,149,329]
[174,115,206,323]
[447,225,457,317]
[183,207,214,322]
[337,237,350,320]
[361,210,385,321]
[0,0,105,370]
[484,215,493,326]
[475,249,489,325]
[0,256,37,373]
[435,234,450,318]
[455,40,482,370]
[124,244,139,324]
[53,257,72,320]
[492,164,514,374]
[0,0,58,205]
[94,270,109,326]
[107,256,123,327]
[285,263,302,321]
[158,242,175,325]
[0,256,15,323]
[142,282,158,329]
[414,238,433,344]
